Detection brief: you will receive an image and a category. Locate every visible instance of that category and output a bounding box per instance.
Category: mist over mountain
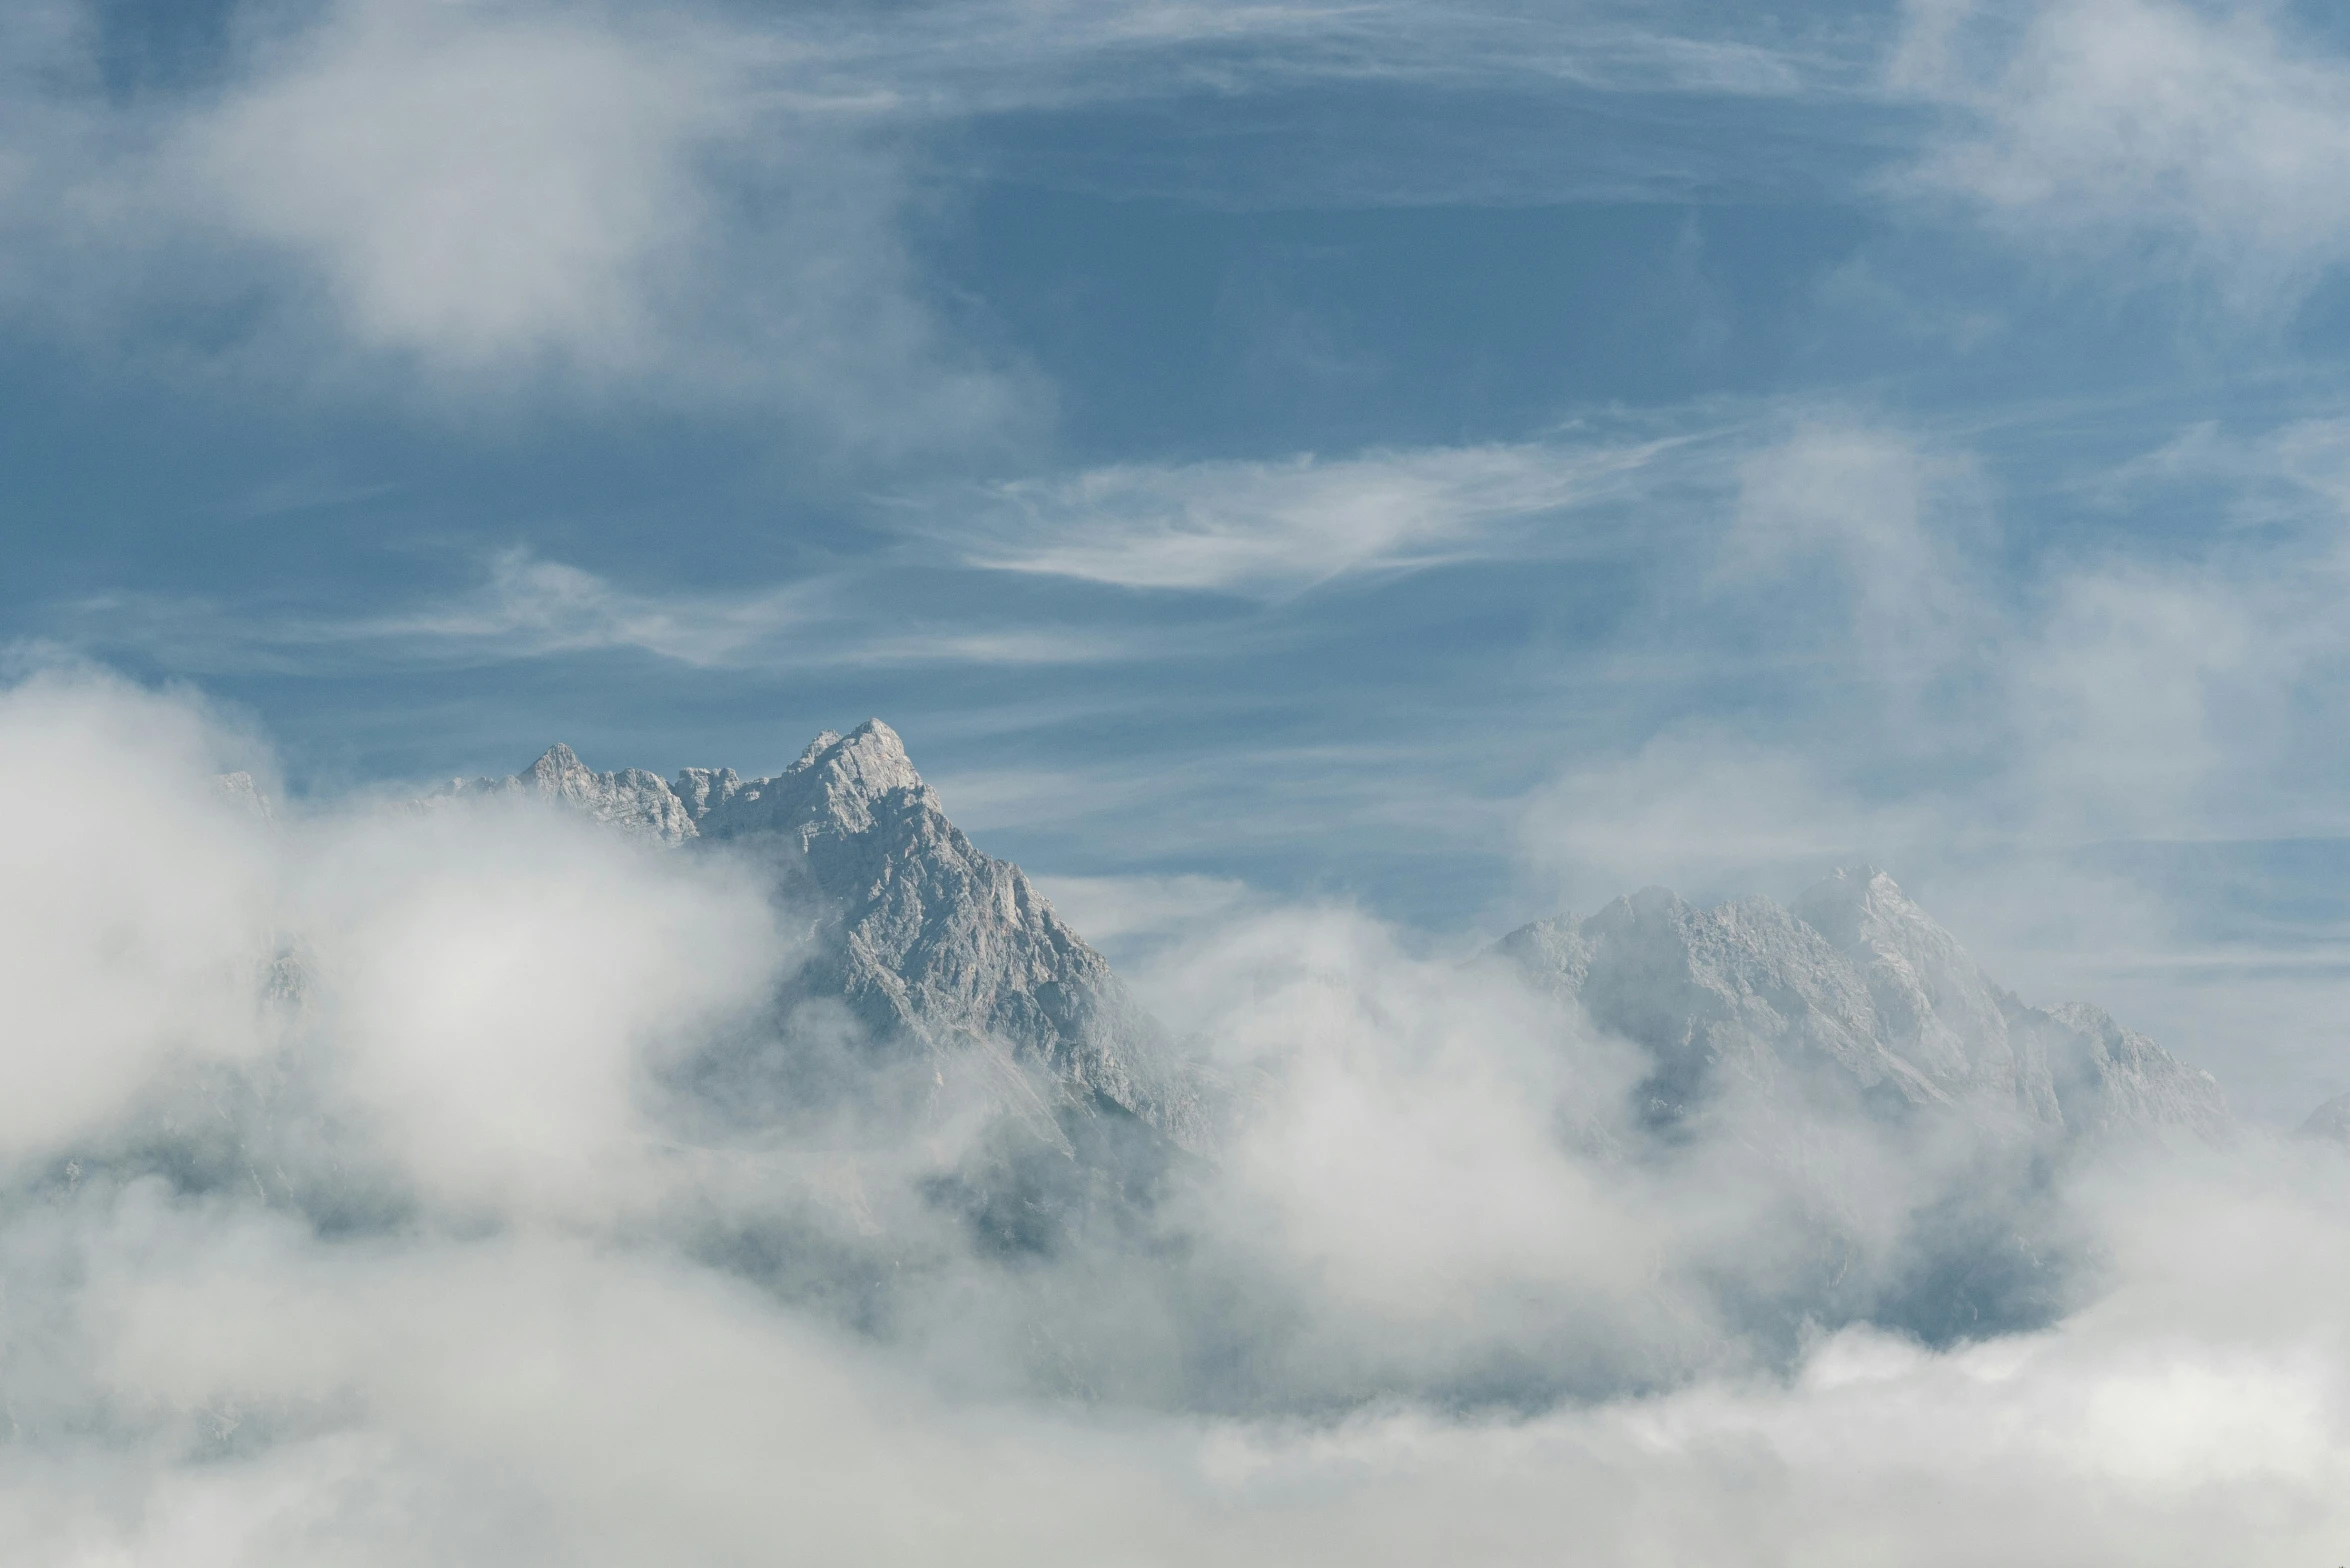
[19,0,2350,1552]
[410,717,2258,1373]
[4,672,2348,1564]
[1498,870,2229,1143]
[456,720,2232,1149]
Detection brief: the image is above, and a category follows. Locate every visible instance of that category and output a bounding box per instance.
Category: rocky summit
[450,721,1205,1148]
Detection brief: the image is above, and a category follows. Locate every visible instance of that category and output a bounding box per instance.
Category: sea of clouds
[2,666,2347,1565]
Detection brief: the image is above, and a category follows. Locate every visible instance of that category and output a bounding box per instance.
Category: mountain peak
[839,716,914,767]
[641,720,1203,1142]
[794,719,923,809]
[528,742,586,780]
[428,720,1202,1160]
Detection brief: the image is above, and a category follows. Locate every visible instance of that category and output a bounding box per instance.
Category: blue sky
[10,0,2350,1117]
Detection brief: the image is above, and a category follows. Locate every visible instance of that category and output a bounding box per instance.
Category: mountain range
[454,719,2248,1153]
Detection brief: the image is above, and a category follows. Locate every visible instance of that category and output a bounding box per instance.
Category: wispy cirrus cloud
[948,431,1708,596]
[366,552,825,668]
[60,550,1144,675]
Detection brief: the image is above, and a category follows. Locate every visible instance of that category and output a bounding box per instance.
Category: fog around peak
[2,669,2347,1564]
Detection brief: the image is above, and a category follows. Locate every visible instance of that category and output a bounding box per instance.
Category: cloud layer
[2,670,2348,1562]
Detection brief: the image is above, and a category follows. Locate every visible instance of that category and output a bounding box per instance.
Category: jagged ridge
[449,722,1203,1146]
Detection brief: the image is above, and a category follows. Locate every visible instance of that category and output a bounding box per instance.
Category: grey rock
[673,766,750,820]
[441,743,697,846]
[1492,914,1591,1001]
[451,721,1203,1148]
[684,721,1204,1146]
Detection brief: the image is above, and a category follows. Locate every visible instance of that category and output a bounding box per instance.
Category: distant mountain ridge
[1497,867,2230,1142]
[445,730,2239,1149]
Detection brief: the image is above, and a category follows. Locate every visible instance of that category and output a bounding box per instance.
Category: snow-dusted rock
[2019,1001,2230,1142]
[1793,868,2062,1121]
[682,721,1203,1145]
[1500,868,2229,1142]
[442,743,697,845]
[673,765,750,820]
[1570,885,1948,1120]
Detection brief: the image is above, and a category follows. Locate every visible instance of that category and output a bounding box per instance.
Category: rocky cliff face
[447,722,1203,1148]
[1498,867,2228,1142]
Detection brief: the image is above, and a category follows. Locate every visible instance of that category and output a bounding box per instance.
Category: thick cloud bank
[2,671,2347,1564]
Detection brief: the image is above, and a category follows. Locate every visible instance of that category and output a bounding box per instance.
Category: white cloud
[0,0,1025,444]
[291,804,784,1219]
[1523,408,2350,868]
[955,436,1692,596]
[0,673,277,1164]
[184,4,722,370]
[1725,416,1995,686]
[1892,0,2350,304]
[1521,728,1947,909]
